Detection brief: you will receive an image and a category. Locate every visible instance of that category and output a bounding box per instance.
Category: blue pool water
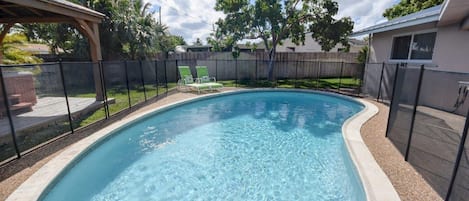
[42,91,365,201]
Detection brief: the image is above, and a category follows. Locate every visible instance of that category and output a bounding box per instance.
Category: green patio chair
[177,66,210,93]
[195,66,223,90]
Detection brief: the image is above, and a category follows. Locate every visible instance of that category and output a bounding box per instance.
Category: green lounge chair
[195,66,223,90]
[177,66,210,93]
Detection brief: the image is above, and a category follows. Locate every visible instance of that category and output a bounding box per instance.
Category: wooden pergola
[0,0,106,100]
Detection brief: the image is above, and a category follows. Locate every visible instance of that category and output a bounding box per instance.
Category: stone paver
[0,97,99,137]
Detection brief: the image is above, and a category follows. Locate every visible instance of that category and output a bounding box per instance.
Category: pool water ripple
[42,91,365,201]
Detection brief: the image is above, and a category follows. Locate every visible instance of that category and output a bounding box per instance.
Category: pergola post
[75,20,104,101]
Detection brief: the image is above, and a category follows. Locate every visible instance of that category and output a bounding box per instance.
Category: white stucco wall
[432,25,469,72]
[369,22,469,72]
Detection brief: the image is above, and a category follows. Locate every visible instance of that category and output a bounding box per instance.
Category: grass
[71,83,177,128]
[219,77,361,89]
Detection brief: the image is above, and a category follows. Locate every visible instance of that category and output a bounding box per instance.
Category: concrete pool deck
[0,89,441,201]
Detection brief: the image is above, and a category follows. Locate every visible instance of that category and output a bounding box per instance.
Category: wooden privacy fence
[153,52,361,82]
[156,52,359,62]
[172,59,363,82]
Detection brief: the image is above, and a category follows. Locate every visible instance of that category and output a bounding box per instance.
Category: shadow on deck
[387,105,468,200]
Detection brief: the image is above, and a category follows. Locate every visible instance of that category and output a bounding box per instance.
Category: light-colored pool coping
[343,99,401,201]
[6,89,400,201]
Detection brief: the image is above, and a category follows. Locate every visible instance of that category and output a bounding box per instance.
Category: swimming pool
[8,90,401,201]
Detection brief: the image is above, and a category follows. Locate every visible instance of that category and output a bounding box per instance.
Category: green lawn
[71,83,177,128]
[220,77,361,89]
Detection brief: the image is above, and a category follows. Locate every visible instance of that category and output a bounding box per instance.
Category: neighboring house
[175,45,212,53]
[237,43,266,52]
[175,44,266,53]
[17,43,67,62]
[175,37,363,53]
[17,43,51,55]
[352,0,469,72]
[276,32,365,53]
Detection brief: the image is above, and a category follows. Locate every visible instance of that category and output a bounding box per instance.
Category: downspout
[361,33,373,95]
[366,33,372,64]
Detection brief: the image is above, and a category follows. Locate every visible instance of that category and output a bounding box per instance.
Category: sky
[144,0,400,44]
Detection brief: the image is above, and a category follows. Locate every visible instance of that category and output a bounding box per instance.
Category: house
[352,0,469,72]
[237,43,266,52]
[276,32,366,53]
[175,45,212,53]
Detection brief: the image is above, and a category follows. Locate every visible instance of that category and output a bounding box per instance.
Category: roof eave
[351,15,439,37]
[41,0,105,19]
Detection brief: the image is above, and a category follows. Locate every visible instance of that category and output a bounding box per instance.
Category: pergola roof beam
[27,8,44,17]
[1,0,104,23]
[0,17,75,24]
[0,7,16,16]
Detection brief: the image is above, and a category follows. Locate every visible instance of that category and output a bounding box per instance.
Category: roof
[351,5,442,37]
[42,0,105,18]
[349,38,367,46]
[438,0,469,27]
[237,43,266,50]
[0,0,105,24]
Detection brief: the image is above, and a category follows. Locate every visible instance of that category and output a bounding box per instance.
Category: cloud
[335,0,397,31]
[180,22,209,30]
[144,0,398,43]
[145,0,225,45]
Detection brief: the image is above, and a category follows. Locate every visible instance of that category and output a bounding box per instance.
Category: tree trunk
[267,47,276,81]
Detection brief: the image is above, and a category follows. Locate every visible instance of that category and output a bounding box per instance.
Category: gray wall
[369,23,469,72]
[363,63,469,116]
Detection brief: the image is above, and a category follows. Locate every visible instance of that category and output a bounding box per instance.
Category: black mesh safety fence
[378,61,469,200]
[4,58,469,200]
[0,63,71,162]
[379,63,398,102]
[387,64,422,155]
[362,63,383,98]
[448,124,469,201]
[295,60,316,90]
[0,59,363,165]
[61,61,107,129]
[125,60,146,106]
[101,61,130,116]
[141,60,157,99]
[155,60,168,94]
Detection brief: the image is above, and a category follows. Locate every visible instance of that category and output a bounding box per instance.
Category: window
[410,32,436,59]
[391,31,436,60]
[391,35,411,59]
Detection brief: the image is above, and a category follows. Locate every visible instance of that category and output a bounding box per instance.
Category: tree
[1,33,42,64]
[157,34,187,58]
[169,35,186,46]
[193,38,203,46]
[22,23,90,59]
[206,25,234,52]
[23,0,169,60]
[215,0,353,80]
[357,46,368,65]
[383,0,444,20]
[109,0,165,59]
